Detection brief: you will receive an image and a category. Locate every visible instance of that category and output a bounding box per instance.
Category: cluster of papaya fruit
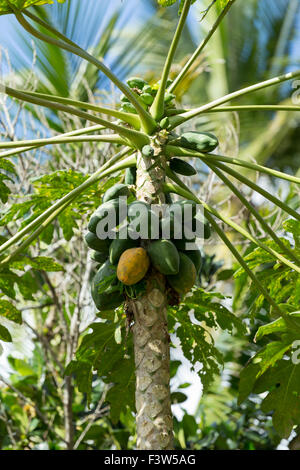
[85,76,220,312]
[120,76,176,115]
[85,182,211,311]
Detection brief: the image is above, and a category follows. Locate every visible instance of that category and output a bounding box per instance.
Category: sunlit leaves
[0,299,22,324]
[0,0,66,16]
[0,324,12,342]
[10,256,64,272]
[238,310,300,437]
[169,287,245,391]
[65,319,135,423]
[0,159,16,204]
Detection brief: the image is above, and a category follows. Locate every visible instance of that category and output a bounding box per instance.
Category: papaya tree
[0,0,300,450]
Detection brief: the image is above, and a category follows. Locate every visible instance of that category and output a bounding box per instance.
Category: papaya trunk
[130,150,174,450]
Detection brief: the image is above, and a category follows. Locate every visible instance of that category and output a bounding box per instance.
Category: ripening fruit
[117,247,150,285]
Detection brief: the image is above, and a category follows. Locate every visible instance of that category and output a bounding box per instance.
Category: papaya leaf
[0,174,12,203]
[66,320,135,421]
[238,340,293,404]
[183,287,246,335]
[0,0,66,16]
[254,360,300,438]
[255,312,300,342]
[26,256,64,272]
[283,219,300,248]
[10,256,63,272]
[0,267,39,300]
[0,324,12,342]
[0,299,22,324]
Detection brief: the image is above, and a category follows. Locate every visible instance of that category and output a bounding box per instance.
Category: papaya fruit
[160,201,197,239]
[167,252,196,294]
[109,233,140,265]
[91,250,108,264]
[121,102,138,114]
[160,117,170,129]
[169,158,197,176]
[88,199,127,234]
[140,93,154,106]
[85,232,111,252]
[102,183,131,203]
[127,77,148,90]
[176,131,219,153]
[164,93,175,104]
[117,247,150,286]
[91,261,123,310]
[160,214,176,239]
[125,166,137,185]
[128,201,160,239]
[142,145,155,158]
[172,232,196,251]
[175,200,198,220]
[142,84,152,94]
[192,213,211,239]
[182,248,202,273]
[148,239,179,275]
[120,94,130,103]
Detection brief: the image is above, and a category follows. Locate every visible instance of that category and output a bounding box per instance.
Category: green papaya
[91,261,123,310]
[140,93,154,106]
[120,94,130,103]
[91,250,108,264]
[169,158,197,176]
[164,93,175,104]
[109,233,140,265]
[160,117,170,129]
[160,201,197,239]
[142,145,155,158]
[148,239,179,275]
[172,232,196,251]
[125,166,137,185]
[128,201,160,240]
[174,200,198,220]
[88,199,127,234]
[121,103,138,114]
[182,248,202,273]
[85,232,111,252]
[176,131,219,153]
[142,84,152,94]
[167,252,196,294]
[127,77,148,89]
[160,214,176,239]
[102,184,131,203]
[192,213,211,239]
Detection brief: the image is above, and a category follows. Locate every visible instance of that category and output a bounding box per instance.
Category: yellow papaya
[117,247,150,286]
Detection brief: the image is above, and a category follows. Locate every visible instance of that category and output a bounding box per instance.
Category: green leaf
[27,256,64,272]
[283,219,300,248]
[238,340,292,404]
[255,312,300,342]
[67,320,135,421]
[0,300,22,324]
[0,0,66,16]
[0,324,12,342]
[255,360,300,438]
[171,392,187,404]
[10,256,63,272]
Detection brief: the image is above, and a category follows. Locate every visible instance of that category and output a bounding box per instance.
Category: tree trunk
[130,149,174,450]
